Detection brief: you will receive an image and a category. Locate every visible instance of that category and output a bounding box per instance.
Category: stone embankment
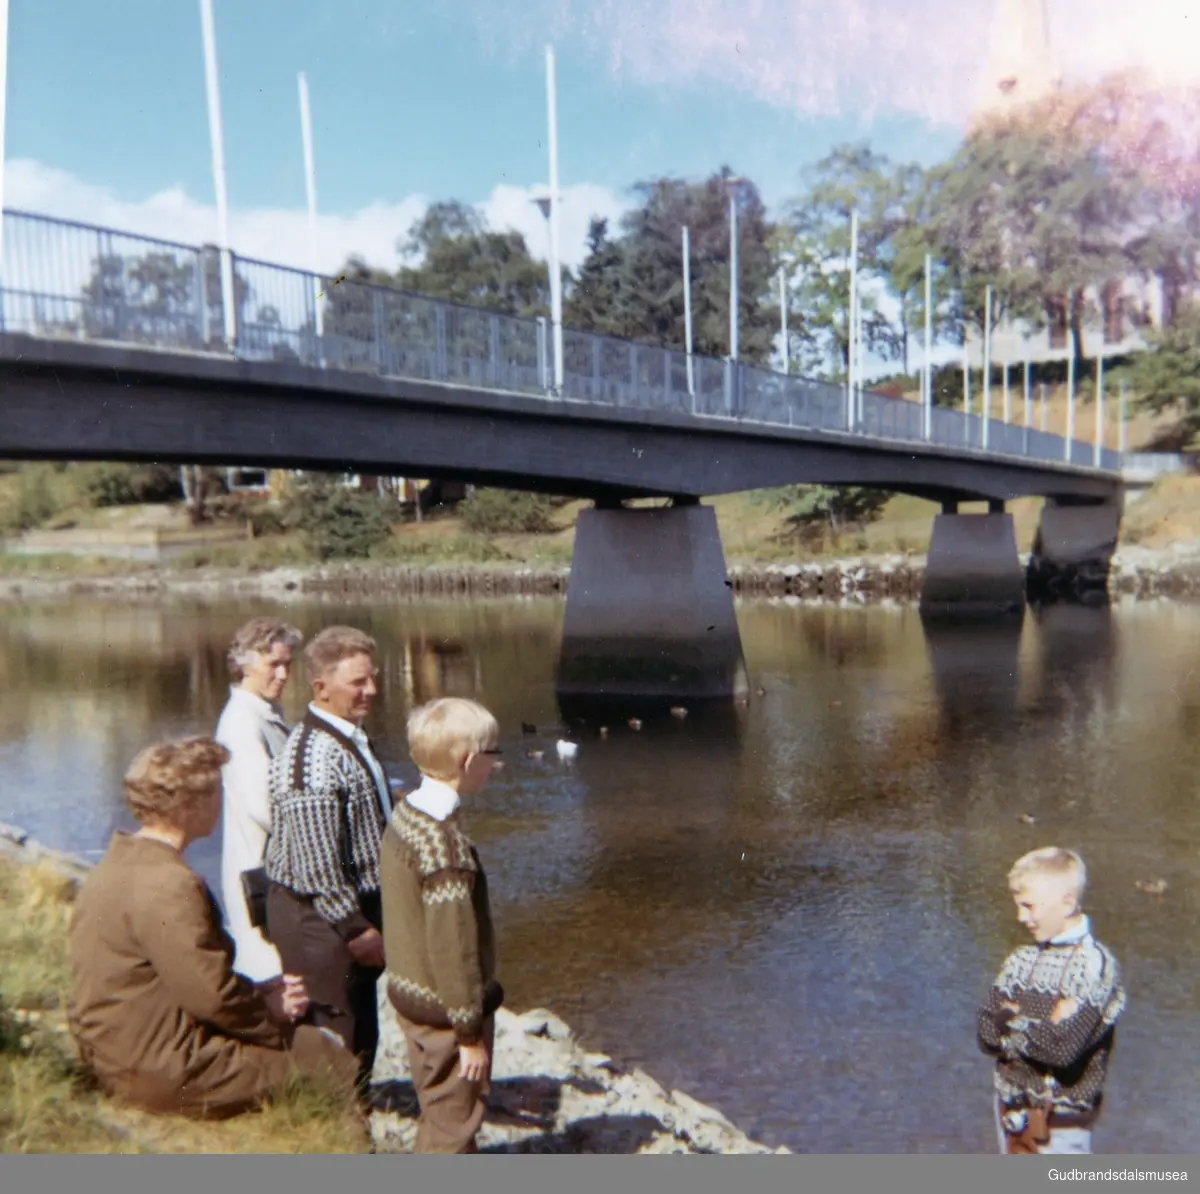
[0,822,785,1155]
[3,547,1200,605]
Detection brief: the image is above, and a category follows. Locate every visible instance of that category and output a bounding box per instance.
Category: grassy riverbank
[0,854,367,1154]
[5,475,1200,587]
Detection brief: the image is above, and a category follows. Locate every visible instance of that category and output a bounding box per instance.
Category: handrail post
[537,316,549,392]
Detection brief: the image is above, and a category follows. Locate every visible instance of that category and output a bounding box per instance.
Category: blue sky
[5,0,964,265]
[4,0,1191,277]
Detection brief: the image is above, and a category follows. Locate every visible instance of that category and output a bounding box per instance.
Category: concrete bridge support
[556,502,748,701]
[1026,496,1123,601]
[919,502,1025,616]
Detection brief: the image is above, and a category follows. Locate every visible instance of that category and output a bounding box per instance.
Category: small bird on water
[522,721,537,734]
[598,726,610,739]
[628,717,643,731]
[670,706,688,720]
[556,739,579,760]
[525,748,544,760]
[1134,878,1168,896]
[1016,813,1037,826]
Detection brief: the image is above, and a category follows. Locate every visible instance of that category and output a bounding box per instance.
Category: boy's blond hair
[1008,846,1088,905]
[407,698,499,782]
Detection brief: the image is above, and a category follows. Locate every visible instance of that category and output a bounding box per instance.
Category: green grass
[0,855,368,1154]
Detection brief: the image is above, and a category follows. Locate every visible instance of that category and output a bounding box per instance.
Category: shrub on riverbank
[283,476,394,561]
[0,854,367,1154]
[460,489,555,535]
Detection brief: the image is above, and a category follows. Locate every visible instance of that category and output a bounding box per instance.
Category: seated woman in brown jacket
[67,736,359,1120]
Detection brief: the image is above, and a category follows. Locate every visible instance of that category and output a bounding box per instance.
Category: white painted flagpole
[199,0,237,349]
[683,224,694,396]
[848,208,858,429]
[923,252,932,439]
[297,71,323,343]
[982,284,992,450]
[779,265,788,375]
[545,46,564,393]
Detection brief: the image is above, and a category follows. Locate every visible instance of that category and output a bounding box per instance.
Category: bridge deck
[0,208,1123,501]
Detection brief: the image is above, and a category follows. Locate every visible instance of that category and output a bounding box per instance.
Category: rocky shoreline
[2,546,1200,605]
[0,823,785,1155]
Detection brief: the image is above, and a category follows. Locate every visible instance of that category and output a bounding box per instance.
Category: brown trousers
[109,1023,360,1121]
[267,883,383,1092]
[394,1008,496,1154]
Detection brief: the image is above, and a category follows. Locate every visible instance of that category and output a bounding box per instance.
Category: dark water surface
[1,595,1197,1154]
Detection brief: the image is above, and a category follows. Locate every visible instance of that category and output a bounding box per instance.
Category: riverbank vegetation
[5,458,1200,587]
[0,853,367,1153]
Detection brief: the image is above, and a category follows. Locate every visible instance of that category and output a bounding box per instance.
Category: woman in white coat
[214,616,304,983]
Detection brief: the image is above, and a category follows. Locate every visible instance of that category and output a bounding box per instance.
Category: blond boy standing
[379,698,505,1154]
[978,847,1126,1155]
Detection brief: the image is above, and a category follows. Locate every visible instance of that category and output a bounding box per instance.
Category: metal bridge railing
[0,208,1124,475]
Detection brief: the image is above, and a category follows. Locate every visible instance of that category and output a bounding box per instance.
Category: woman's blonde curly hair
[123,737,231,825]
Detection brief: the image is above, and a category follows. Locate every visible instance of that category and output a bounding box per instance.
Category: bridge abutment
[556,504,748,700]
[919,511,1025,616]
[1026,497,1123,601]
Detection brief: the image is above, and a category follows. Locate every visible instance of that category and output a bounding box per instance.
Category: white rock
[670,1088,736,1128]
[511,1007,573,1041]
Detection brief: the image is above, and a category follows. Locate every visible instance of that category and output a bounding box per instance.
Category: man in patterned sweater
[379,697,505,1153]
[265,626,393,1094]
[978,847,1126,1155]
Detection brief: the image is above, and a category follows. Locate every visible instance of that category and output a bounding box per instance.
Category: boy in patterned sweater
[379,697,505,1154]
[978,847,1126,1155]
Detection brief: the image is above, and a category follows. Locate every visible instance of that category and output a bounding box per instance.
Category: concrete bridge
[0,209,1126,699]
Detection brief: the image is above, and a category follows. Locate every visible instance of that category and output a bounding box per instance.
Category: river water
[1,594,1197,1154]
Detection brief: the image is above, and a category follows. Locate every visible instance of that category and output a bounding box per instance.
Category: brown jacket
[67,833,298,1117]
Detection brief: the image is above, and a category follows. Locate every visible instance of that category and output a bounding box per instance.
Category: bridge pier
[1026,497,1123,602]
[919,508,1025,616]
[556,503,748,700]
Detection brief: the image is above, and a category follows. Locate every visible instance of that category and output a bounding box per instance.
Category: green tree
[924,92,1137,363]
[460,488,554,535]
[284,474,394,561]
[321,200,550,376]
[396,201,550,316]
[778,144,901,380]
[1128,303,1200,445]
[568,168,781,366]
[881,163,960,376]
[80,247,250,351]
[769,483,891,543]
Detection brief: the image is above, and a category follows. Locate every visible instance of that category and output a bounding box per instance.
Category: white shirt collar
[406,775,460,823]
[309,703,363,740]
[1049,914,1091,946]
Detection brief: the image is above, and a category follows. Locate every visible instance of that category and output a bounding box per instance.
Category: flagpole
[199,0,237,349]
[847,208,858,430]
[297,71,323,344]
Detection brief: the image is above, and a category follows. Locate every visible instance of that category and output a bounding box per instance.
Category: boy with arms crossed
[978,847,1126,1154]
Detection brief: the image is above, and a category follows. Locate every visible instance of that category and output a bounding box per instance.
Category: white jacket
[215,685,289,982]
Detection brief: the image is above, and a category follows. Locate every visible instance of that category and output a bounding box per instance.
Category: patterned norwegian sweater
[379,796,503,1046]
[265,711,386,940]
[977,917,1125,1128]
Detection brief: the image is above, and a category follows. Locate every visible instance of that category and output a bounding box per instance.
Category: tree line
[328,71,1199,386]
[73,71,1200,437]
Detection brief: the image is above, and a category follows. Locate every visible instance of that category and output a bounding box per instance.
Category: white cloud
[468,0,1200,128]
[2,158,631,277]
